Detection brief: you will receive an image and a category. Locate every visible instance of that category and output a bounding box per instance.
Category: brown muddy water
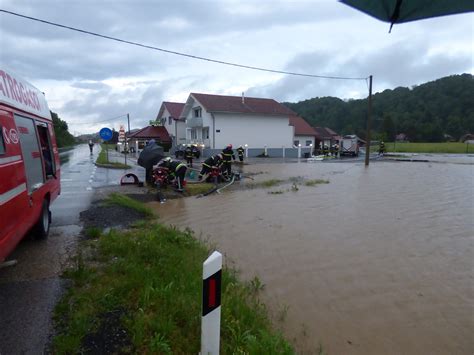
[150,158,473,354]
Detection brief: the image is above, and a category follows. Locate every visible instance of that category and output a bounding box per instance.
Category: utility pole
[124,113,130,167]
[365,75,373,167]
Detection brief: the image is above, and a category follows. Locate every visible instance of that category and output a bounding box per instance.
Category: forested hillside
[51,111,75,147]
[284,74,473,142]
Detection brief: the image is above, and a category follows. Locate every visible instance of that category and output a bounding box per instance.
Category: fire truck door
[14,115,44,194]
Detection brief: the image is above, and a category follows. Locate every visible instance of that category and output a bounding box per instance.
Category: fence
[202,146,313,158]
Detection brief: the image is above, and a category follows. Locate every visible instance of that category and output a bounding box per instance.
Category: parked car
[175,144,200,159]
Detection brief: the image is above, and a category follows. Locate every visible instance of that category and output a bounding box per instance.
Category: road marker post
[201,251,222,355]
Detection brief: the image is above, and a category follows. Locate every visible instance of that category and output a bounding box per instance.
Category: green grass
[104,193,154,218]
[304,179,329,186]
[184,183,216,196]
[96,144,131,168]
[384,142,473,154]
[53,222,293,354]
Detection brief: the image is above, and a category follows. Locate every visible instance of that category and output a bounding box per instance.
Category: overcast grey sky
[1,0,472,134]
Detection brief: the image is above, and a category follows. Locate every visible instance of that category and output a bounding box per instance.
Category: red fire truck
[0,67,61,263]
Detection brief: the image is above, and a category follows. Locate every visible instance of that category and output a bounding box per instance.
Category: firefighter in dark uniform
[379,141,386,155]
[158,157,187,192]
[198,154,223,181]
[184,145,193,167]
[221,144,235,178]
[323,144,329,156]
[236,145,245,162]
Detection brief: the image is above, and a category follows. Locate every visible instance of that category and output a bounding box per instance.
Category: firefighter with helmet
[236,145,245,162]
[221,144,235,178]
[184,144,194,167]
[198,154,223,181]
[157,157,187,192]
[379,141,386,155]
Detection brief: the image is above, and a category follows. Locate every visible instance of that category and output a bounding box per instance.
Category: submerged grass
[104,193,154,218]
[248,178,284,189]
[304,179,330,186]
[184,183,216,196]
[54,214,293,353]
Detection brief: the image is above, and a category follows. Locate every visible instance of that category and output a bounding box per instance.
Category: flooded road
[151,157,473,354]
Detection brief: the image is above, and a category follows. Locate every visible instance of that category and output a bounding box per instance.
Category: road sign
[118,125,125,142]
[99,127,113,141]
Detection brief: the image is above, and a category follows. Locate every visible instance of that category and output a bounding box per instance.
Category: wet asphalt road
[0,144,144,355]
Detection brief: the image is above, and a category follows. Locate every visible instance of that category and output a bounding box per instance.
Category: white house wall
[159,107,174,136]
[158,107,186,147]
[214,113,293,149]
[294,135,315,147]
[176,121,186,145]
[183,95,293,149]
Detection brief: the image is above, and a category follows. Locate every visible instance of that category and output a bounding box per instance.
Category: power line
[72,113,128,125]
[1,9,368,81]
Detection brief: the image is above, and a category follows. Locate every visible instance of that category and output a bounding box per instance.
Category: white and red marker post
[201,251,222,355]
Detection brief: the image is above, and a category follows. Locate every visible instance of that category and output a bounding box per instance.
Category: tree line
[51,111,75,147]
[284,74,473,142]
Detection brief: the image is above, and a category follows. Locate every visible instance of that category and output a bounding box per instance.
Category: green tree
[51,111,75,147]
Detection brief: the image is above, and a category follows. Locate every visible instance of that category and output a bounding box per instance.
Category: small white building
[289,115,317,148]
[179,93,295,149]
[157,101,186,148]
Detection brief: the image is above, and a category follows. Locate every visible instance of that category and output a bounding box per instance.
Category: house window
[203,127,209,139]
[194,107,202,117]
[168,117,172,125]
[306,140,312,146]
[191,129,197,140]
[294,140,300,146]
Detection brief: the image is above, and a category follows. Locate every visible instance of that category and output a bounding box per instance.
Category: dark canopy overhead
[340,0,474,31]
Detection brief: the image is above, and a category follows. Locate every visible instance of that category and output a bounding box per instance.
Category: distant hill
[284,74,474,142]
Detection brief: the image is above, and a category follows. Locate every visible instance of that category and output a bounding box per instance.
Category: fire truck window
[37,125,55,177]
[0,126,5,155]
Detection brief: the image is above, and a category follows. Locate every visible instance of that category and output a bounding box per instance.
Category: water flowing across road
[151,156,473,354]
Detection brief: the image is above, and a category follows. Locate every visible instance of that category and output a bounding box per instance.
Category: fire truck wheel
[34,199,51,239]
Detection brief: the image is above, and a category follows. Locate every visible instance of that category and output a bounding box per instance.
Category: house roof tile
[128,125,171,143]
[190,93,296,116]
[289,115,317,136]
[163,101,185,120]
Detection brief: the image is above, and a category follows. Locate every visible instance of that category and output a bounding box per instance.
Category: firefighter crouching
[185,145,193,167]
[158,157,187,192]
[237,145,245,162]
[199,154,223,181]
[221,144,235,178]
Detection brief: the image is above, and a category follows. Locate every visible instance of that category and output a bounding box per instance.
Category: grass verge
[384,142,472,154]
[184,183,216,196]
[104,193,155,218]
[96,144,131,169]
[53,214,293,354]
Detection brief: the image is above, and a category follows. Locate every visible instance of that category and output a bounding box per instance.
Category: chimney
[242,92,245,104]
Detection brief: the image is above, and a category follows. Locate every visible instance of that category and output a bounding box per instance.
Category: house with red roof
[179,92,296,149]
[289,115,318,149]
[128,125,171,153]
[156,101,186,147]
